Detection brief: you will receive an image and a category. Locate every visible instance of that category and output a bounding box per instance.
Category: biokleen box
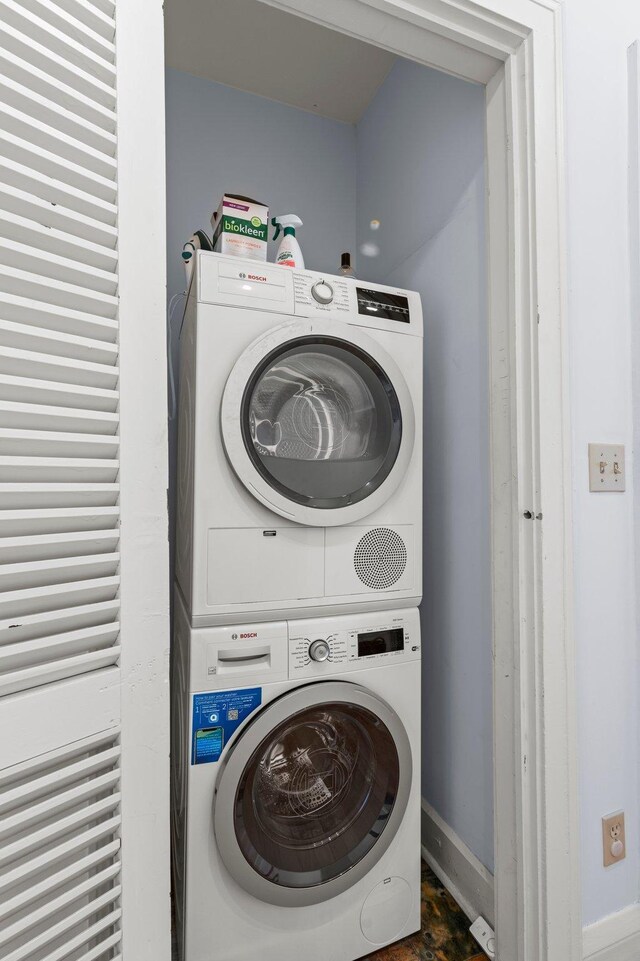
[211,194,269,262]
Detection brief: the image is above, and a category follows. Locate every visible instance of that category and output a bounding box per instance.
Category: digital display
[356,287,410,323]
[358,628,405,658]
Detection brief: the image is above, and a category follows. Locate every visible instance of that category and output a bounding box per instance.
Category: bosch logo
[240,632,258,639]
[248,274,267,282]
[231,633,238,639]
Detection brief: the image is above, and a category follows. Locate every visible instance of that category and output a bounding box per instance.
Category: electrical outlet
[602,812,626,867]
[469,917,495,958]
[588,444,626,491]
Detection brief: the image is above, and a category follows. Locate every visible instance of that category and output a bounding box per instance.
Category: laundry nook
[165,2,489,958]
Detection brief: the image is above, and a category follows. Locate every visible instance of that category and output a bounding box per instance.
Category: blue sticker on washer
[191,688,261,764]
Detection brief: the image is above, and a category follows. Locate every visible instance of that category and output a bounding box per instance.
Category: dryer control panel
[288,609,420,678]
[292,271,351,315]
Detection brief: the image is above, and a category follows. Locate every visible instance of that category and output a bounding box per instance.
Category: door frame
[118,0,578,956]
[247,1,579,958]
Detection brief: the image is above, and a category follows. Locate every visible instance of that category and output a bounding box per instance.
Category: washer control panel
[289,614,420,677]
[292,270,351,315]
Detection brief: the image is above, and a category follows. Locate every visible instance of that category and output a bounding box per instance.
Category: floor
[364,862,486,961]
[171,863,486,961]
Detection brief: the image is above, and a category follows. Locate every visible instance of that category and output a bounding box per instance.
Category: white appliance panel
[171,600,421,961]
[176,252,423,624]
[206,527,324,605]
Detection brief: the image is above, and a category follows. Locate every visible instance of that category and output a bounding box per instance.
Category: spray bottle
[272,215,304,268]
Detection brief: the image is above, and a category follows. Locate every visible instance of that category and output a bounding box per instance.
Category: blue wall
[166,69,356,307]
[357,60,492,871]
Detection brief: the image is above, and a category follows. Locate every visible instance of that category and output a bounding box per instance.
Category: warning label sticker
[191,687,262,764]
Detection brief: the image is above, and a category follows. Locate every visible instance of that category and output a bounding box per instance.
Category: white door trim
[116,1,171,958]
[252,1,579,959]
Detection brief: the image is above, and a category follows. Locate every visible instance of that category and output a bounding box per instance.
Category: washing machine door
[213,681,412,907]
[221,319,415,526]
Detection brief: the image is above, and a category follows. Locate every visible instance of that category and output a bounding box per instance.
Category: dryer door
[213,681,412,907]
[221,320,415,526]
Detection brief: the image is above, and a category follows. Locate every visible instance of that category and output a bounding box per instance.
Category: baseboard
[583,904,640,961]
[420,797,494,928]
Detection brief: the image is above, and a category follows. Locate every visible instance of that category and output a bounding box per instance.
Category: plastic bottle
[272,215,304,268]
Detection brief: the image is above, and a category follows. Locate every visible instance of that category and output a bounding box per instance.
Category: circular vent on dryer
[354,528,407,590]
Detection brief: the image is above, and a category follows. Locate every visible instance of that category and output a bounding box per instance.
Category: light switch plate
[588,444,626,492]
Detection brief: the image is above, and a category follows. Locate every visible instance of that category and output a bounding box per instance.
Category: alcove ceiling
[164,0,397,123]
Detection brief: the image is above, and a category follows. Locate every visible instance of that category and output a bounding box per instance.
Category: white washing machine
[176,252,423,626]
[171,594,421,961]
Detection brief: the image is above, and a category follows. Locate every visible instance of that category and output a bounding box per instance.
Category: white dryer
[171,594,421,961]
[176,252,423,625]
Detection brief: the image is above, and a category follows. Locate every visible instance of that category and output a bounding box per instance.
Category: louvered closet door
[0,2,124,959]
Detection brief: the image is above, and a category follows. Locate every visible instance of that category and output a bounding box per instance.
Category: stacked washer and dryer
[172,251,423,961]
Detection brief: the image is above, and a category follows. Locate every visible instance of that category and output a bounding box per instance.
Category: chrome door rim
[220,319,415,527]
[213,681,413,907]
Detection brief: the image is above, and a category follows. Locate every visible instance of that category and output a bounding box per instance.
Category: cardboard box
[211,194,269,262]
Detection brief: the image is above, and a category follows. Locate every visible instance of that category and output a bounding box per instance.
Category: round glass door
[214,682,412,907]
[241,337,402,509]
[235,701,399,888]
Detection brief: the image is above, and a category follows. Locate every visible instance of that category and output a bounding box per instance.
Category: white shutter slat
[0,156,117,226]
[0,427,119,457]
[86,0,116,19]
[0,182,117,247]
[0,347,118,387]
[0,644,120,696]
[0,744,120,809]
[0,321,118,364]
[38,910,122,961]
[0,291,117,341]
[0,789,120,865]
[0,377,118,412]
[0,236,117,295]
[0,860,121,947]
[0,507,119,535]
[0,838,120,920]
[0,95,116,179]
[0,598,118,639]
[0,0,116,84]
[0,818,121,897]
[0,732,121,961]
[0,5,123,955]
[0,264,117,316]
[0,628,119,671]
[0,529,119,562]
[0,209,118,272]
[12,0,116,65]
[0,73,116,154]
[0,483,118,509]
[0,16,115,111]
[0,457,119,482]
[0,129,116,203]
[50,0,115,44]
[0,772,120,837]
[0,401,118,434]
[0,44,116,133]
[0,552,120,591]
[0,575,119,619]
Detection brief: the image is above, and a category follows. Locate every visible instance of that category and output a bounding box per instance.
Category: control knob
[311,280,334,305]
[309,639,330,662]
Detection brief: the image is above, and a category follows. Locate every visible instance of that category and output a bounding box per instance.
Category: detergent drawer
[207,527,324,606]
